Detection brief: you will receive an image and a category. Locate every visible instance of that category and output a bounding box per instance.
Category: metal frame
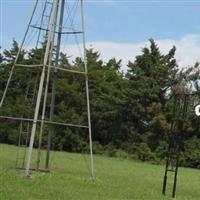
[0,115,88,129]
[162,92,199,198]
[0,0,94,179]
[31,25,83,35]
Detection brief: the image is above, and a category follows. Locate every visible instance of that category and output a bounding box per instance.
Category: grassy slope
[0,144,199,200]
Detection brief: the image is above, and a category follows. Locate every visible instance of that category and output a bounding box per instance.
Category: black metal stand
[162,94,189,198]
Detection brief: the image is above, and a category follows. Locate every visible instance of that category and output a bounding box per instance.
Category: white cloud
[61,34,200,72]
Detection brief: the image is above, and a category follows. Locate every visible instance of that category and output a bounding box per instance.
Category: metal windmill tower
[0,0,94,178]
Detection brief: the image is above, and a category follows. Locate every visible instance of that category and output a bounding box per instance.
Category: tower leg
[25,0,59,176]
[36,0,59,172]
[172,154,180,198]
[162,157,169,195]
[45,0,65,170]
[81,0,94,179]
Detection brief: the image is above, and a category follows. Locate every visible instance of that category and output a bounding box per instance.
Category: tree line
[0,39,199,168]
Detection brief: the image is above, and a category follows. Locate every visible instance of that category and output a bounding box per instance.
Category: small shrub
[115,149,128,159]
[92,141,104,155]
[136,143,154,161]
[104,143,117,157]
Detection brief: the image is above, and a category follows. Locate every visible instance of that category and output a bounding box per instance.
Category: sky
[1,0,200,70]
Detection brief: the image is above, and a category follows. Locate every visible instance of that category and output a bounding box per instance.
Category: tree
[0,40,199,168]
[125,39,178,151]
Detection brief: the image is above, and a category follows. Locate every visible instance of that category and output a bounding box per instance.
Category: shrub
[115,149,128,159]
[92,141,104,155]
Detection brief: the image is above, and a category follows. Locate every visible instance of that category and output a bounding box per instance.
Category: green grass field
[0,144,199,200]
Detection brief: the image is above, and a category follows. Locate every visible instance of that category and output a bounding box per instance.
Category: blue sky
[1,0,200,68]
[85,0,200,42]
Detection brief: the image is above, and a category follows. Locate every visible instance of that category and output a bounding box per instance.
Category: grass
[0,144,199,200]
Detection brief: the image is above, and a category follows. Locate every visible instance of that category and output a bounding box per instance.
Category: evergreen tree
[0,40,199,168]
